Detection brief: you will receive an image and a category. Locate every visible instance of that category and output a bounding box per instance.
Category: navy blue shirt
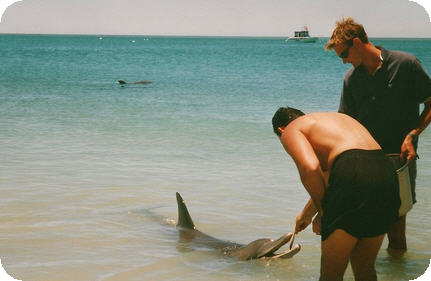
[339,47,431,154]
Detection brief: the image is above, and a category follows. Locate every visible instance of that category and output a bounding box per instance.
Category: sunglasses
[339,46,351,59]
[338,39,354,59]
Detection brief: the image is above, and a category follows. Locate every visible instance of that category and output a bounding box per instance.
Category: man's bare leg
[320,229,358,281]
[387,215,407,256]
[350,234,385,281]
[387,159,416,256]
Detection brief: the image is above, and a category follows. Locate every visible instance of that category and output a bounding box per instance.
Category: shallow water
[0,35,430,280]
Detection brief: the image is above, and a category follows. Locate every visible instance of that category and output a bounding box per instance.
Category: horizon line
[1,32,431,39]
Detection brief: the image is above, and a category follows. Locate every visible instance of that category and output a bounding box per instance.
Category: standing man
[325,17,431,253]
[272,107,400,281]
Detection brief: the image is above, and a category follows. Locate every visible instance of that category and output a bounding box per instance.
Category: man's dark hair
[272,107,305,136]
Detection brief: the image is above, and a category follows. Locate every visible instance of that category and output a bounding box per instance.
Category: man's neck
[361,44,383,75]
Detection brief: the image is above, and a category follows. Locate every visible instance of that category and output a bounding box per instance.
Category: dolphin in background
[118,79,152,85]
[175,192,301,260]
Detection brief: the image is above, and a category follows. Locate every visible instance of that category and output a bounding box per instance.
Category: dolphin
[175,192,301,260]
[118,80,152,85]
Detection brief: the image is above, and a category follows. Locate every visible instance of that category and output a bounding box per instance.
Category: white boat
[285,26,318,43]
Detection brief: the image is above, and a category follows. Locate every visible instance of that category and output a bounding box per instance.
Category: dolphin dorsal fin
[176,192,195,229]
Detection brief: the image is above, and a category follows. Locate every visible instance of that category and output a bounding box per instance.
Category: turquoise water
[0,35,430,281]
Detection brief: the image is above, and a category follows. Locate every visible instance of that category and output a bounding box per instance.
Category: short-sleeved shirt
[338,47,431,154]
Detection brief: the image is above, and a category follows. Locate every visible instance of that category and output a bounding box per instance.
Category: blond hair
[325,17,369,50]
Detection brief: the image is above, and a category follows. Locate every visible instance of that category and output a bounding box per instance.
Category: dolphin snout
[256,232,294,258]
[259,232,301,259]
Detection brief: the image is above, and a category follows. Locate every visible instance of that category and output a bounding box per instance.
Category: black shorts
[321,149,401,241]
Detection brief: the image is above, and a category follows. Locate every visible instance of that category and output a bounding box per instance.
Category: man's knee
[320,267,346,281]
[320,259,349,281]
[352,268,377,281]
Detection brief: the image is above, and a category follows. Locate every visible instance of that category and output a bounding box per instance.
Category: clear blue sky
[0,0,430,37]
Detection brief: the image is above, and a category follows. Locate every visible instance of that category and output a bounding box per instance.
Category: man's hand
[401,133,417,164]
[312,213,322,235]
[294,211,312,234]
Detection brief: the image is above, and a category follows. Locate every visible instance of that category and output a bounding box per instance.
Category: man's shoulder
[382,48,425,79]
[384,48,417,65]
[307,111,345,120]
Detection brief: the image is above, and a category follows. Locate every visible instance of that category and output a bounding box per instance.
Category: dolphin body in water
[175,192,301,260]
[118,80,152,85]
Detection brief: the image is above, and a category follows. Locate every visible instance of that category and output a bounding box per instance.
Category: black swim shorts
[321,149,401,241]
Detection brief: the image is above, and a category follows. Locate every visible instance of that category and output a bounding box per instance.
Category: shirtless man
[272,107,400,281]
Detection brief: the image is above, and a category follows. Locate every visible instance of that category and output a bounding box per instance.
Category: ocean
[0,35,430,281]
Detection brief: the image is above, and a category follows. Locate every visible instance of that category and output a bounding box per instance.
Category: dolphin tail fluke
[176,192,195,229]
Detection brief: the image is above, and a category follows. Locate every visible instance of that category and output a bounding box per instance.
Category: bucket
[386,154,413,216]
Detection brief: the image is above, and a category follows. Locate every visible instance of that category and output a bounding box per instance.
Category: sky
[0,0,430,37]
[0,1,431,281]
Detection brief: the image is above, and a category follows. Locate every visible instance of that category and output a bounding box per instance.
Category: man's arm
[280,126,326,214]
[295,198,319,233]
[401,97,431,163]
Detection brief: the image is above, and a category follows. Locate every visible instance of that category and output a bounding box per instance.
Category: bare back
[283,112,380,173]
